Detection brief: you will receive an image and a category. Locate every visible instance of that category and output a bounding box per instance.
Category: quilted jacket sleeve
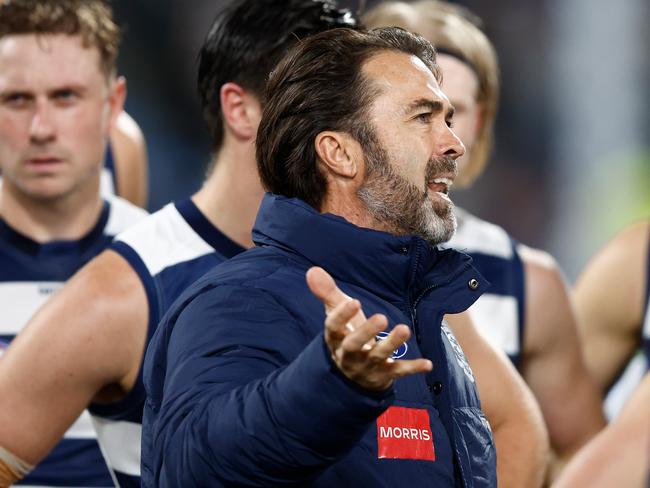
[146,284,394,487]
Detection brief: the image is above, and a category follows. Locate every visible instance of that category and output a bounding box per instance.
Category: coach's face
[0,33,124,202]
[356,50,465,245]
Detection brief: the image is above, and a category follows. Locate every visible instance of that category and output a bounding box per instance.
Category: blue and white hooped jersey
[444,208,526,368]
[0,196,146,487]
[89,197,245,487]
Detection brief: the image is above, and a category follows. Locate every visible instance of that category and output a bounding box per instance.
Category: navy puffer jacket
[142,193,496,487]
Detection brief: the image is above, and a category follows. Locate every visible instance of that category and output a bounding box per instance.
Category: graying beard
[357,168,456,246]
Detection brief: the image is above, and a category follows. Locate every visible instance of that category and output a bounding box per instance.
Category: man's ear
[314,131,362,179]
[220,82,260,140]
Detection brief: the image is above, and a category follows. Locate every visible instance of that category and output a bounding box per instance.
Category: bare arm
[518,245,606,477]
[0,250,148,466]
[111,111,148,208]
[574,221,648,393]
[446,311,549,488]
[553,372,650,488]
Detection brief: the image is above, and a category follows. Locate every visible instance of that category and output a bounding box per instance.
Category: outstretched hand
[306,267,432,391]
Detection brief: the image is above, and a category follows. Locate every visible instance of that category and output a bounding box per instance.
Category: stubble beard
[356,136,457,246]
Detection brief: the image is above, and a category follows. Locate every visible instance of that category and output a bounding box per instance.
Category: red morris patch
[376,406,435,461]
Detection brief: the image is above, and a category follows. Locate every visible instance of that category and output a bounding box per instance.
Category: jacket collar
[252,193,473,305]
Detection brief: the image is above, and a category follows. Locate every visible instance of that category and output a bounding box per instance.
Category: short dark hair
[197,0,358,152]
[0,0,120,78]
[257,27,440,209]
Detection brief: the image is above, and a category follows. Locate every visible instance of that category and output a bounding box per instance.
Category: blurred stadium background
[112,0,649,280]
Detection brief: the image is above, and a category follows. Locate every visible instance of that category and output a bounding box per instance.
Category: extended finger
[371,324,411,359]
[306,267,351,313]
[340,314,387,354]
[324,298,362,345]
[306,266,366,328]
[387,358,433,378]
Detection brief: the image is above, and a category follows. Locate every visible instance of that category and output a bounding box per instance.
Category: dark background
[112,0,650,280]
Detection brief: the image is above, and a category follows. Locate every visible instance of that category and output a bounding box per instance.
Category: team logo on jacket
[376,406,435,461]
[375,331,408,359]
[441,322,475,383]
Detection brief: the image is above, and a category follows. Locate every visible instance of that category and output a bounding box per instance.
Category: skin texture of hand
[305,266,432,391]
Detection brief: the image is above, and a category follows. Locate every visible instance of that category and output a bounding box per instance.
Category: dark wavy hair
[257,27,440,209]
[197,0,359,152]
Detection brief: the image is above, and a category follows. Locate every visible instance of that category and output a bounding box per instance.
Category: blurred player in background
[103,111,147,208]
[574,220,649,416]
[554,371,650,487]
[0,0,146,485]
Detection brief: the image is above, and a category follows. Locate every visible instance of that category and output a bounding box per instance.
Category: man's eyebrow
[48,83,87,96]
[406,98,444,115]
[405,99,455,121]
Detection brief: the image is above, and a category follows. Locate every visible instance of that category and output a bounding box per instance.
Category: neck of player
[192,139,264,249]
[0,179,104,243]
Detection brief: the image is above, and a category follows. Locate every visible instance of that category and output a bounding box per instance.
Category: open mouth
[427,177,453,201]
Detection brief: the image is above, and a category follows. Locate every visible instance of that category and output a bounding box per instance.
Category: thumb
[306,266,350,313]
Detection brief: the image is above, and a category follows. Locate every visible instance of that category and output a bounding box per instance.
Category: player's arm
[111,110,148,208]
[573,221,648,393]
[518,245,606,478]
[0,250,148,477]
[446,311,549,488]
[553,372,650,488]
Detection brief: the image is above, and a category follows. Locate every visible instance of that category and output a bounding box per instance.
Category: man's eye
[53,90,78,104]
[446,119,455,129]
[416,112,432,123]
[2,93,30,107]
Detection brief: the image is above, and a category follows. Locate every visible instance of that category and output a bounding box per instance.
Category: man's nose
[440,126,465,160]
[29,101,56,145]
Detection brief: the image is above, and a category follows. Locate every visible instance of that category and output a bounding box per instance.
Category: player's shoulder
[113,111,145,142]
[583,220,649,276]
[516,242,558,273]
[113,201,178,244]
[448,208,515,259]
[608,220,650,254]
[578,219,650,292]
[204,244,302,289]
[105,194,149,236]
[113,200,214,277]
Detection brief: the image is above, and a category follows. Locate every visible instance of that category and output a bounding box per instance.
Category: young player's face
[436,54,482,186]
[356,51,464,245]
[0,34,122,202]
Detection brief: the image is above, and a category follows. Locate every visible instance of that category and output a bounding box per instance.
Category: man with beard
[363,2,605,481]
[142,27,545,487]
